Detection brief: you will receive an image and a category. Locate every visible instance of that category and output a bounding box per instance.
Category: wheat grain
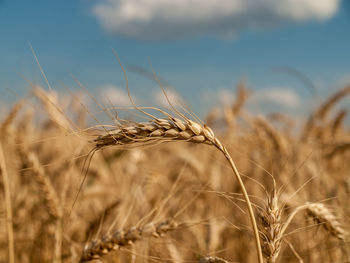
[80,219,179,262]
[198,256,229,263]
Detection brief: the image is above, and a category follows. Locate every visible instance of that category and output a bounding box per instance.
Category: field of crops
[0,83,349,263]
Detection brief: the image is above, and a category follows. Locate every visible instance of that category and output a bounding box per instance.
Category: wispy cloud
[202,88,236,107]
[154,88,184,107]
[99,85,134,106]
[202,86,301,110]
[337,73,350,87]
[251,87,301,108]
[92,0,340,39]
[0,100,8,119]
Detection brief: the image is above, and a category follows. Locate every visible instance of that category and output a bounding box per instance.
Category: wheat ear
[315,85,350,121]
[303,85,350,140]
[0,100,23,134]
[27,152,62,219]
[331,109,347,136]
[199,256,229,263]
[259,187,283,263]
[280,202,347,243]
[80,219,179,262]
[255,116,287,156]
[94,114,264,263]
[305,202,347,241]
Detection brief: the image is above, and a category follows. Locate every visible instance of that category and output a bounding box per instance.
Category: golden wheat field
[0,80,349,263]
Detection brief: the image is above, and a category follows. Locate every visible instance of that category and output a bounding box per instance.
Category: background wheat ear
[31,153,62,219]
[0,99,24,135]
[305,202,348,241]
[80,219,179,262]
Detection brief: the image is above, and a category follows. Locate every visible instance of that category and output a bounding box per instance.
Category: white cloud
[202,86,301,110]
[337,73,350,87]
[0,101,8,119]
[154,88,184,107]
[92,0,340,39]
[200,87,236,107]
[216,89,236,106]
[252,87,301,108]
[202,88,236,107]
[100,85,134,106]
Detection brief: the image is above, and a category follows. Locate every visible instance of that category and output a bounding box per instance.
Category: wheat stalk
[89,55,265,262]
[93,112,264,262]
[0,142,15,263]
[80,219,179,262]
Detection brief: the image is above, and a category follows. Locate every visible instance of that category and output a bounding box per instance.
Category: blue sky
[0,0,349,116]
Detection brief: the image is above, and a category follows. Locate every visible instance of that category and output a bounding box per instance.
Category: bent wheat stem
[219,146,264,263]
[93,115,264,263]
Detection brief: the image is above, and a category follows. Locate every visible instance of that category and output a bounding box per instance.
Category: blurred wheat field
[0,83,349,263]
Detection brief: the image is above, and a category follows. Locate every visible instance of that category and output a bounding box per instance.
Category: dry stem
[0,142,15,263]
